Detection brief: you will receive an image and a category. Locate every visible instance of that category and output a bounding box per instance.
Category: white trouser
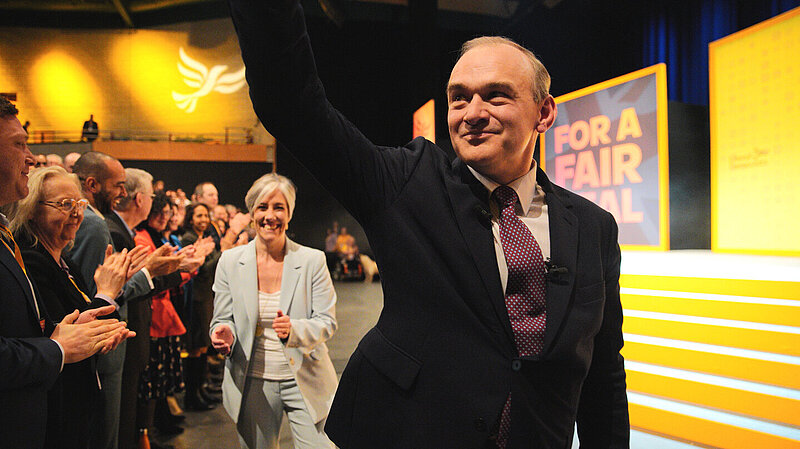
[237,377,333,449]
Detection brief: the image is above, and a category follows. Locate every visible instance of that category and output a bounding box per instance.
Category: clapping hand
[144,244,184,277]
[94,245,131,298]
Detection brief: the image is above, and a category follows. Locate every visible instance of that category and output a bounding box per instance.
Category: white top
[247,290,294,380]
[468,163,550,293]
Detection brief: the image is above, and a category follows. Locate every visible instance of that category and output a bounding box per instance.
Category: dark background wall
[13,0,799,251]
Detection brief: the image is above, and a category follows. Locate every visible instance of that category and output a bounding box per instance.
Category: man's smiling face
[0,115,35,205]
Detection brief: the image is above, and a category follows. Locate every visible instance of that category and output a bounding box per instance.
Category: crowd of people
[2,98,342,449]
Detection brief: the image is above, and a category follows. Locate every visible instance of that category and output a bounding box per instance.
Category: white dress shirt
[468,162,550,293]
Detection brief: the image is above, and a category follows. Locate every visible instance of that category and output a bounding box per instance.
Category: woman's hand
[94,245,131,298]
[272,310,291,340]
[211,324,234,355]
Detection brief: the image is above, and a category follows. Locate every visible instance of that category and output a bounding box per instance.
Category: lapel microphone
[472,204,493,228]
[544,259,569,283]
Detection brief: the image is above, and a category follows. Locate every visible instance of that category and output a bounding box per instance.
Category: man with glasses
[0,96,133,449]
[110,168,186,449]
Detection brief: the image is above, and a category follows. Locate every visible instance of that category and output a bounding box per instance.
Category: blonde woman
[9,166,134,448]
[210,173,337,449]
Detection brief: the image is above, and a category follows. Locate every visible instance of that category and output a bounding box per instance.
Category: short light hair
[115,168,152,211]
[9,166,80,247]
[245,173,296,219]
[46,154,63,167]
[458,36,551,103]
[193,182,214,199]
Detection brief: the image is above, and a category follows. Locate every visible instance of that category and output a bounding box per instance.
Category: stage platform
[617,250,800,449]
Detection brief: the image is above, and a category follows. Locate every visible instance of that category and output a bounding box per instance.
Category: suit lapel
[446,159,516,349]
[105,211,135,248]
[537,169,579,355]
[238,241,259,332]
[279,239,301,313]
[0,245,40,329]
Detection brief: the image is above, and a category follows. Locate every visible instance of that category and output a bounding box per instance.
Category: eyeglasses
[158,208,174,218]
[39,198,90,213]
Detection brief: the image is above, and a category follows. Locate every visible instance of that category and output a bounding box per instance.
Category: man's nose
[23,145,35,167]
[463,94,489,126]
[120,185,128,198]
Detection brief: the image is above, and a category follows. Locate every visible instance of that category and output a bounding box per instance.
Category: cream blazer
[210,238,338,424]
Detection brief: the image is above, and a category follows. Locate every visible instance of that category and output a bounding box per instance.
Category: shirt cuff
[52,339,65,372]
[141,267,155,289]
[95,293,120,311]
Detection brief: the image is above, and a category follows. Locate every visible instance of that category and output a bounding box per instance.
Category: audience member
[210,173,338,449]
[153,179,165,193]
[111,168,185,449]
[134,193,205,441]
[35,153,47,168]
[324,228,337,270]
[68,153,177,449]
[10,166,133,448]
[334,226,356,259]
[1,95,131,449]
[46,153,63,167]
[64,152,81,173]
[180,202,222,411]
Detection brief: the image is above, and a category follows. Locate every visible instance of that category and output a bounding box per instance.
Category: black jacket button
[474,417,487,432]
[512,359,522,371]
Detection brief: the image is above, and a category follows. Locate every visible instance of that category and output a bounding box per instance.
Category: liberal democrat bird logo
[172,47,246,113]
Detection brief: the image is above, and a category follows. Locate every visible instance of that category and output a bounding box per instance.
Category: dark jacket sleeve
[228,0,422,224]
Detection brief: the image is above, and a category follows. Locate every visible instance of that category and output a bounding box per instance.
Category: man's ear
[85,177,101,194]
[535,95,557,134]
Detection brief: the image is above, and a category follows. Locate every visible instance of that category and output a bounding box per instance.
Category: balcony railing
[26,127,256,145]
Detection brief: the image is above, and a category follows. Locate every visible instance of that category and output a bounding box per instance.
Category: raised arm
[229,0,423,223]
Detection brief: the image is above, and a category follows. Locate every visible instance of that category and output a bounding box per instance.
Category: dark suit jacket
[104,211,181,371]
[0,242,61,449]
[19,239,106,449]
[229,1,629,447]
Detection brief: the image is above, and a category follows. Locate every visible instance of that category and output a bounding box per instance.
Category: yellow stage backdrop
[0,19,271,143]
[709,7,800,256]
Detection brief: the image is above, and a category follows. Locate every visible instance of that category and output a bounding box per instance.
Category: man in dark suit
[107,167,183,449]
[229,1,629,448]
[69,152,181,449]
[0,96,132,449]
[82,114,99,142]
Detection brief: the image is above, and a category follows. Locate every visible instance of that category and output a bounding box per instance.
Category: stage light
[30,50,103,131]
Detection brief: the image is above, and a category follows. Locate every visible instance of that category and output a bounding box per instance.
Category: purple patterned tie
[493,185,547,448]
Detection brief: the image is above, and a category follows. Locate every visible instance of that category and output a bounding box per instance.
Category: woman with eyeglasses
[9,166,133,449]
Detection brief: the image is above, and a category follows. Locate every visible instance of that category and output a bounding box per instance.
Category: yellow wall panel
[709,7,800,255]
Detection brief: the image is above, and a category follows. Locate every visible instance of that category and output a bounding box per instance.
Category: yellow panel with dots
[710,7,800,256]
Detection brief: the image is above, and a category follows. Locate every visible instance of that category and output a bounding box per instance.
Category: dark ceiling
[0,0,544,29]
